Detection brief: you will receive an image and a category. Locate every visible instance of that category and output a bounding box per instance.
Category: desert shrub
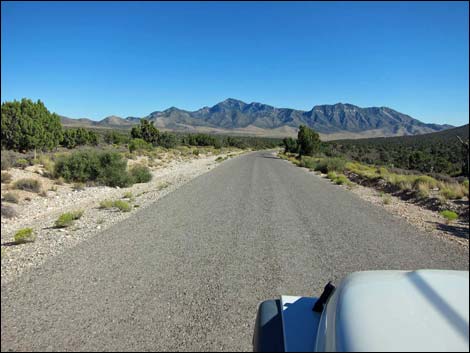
[61,128,98,148]
[1,151,15,170]
[440,210,458,222]
[131,120,160,145]
[1,99,63,151]
[129,138,153,153]
[282,137,298,154]
[72,182,85,191]
[439,183,465,200]
[346,162,380,180]
[99,199,131,212]
[412,175,439,190]
[297,125,321,157]
[327,171,338,180]
[383,194,392,205]
[38,155,55,176]
[3,192,19,203]
[158,132,178,149]
[193,149,200,156]
[54,150,100,182]
[299,156,317,170]
[113,200,131,212]
[97,152,133,187]
[129,164,152,183]
[54,210,83,228]
[13,178,41,193]
[123,191,133,199]
[1,204,17,218]
[334,174,351,185]
[99,199,114,209]
[416,183,430,199]
[1,172,12,183]
[15,158,29,169]
[54,150,133,187]
[312,157,347,174]
[55,177,65,185]
[14,228,35,244]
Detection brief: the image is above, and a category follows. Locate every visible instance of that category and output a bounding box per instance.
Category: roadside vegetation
[54,210,84,228]
[99,199,132,212]
[281,125,469,220]
[1,99,282,222]
[13,228,35,244]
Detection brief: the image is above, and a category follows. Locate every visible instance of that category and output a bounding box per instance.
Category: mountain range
[60,98,454,139]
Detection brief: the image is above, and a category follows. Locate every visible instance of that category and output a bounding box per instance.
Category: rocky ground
[1,150,244,283]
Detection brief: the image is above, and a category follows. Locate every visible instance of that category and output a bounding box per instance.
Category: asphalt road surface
[2,151,468,351]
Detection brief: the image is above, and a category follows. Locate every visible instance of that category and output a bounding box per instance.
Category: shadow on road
[258,155,280,160]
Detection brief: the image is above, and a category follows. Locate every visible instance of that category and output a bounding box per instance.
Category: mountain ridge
[60,98,454,139]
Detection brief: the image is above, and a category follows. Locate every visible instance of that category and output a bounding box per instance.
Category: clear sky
[1,1,469,126]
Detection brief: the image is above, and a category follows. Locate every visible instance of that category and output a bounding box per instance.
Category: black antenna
[313,281,336,313]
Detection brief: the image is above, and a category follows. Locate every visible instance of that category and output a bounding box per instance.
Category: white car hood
[316,270,469,352]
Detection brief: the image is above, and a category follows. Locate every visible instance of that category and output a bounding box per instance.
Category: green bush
[334,174,351,185]
[439,184,465,200]
[15,158,29,169]
[158,132,178,149]
[299,157,317,170]
[14,228,35,244]
[97,152,133,187]
[129,138,152,153]
[61,128,98,148]
[412,175,439,189]
[54,210,83,228]
[1,99,63,151]
[99,199,131,212]
[282,137,298,154]
[3,192,19,203]
[1,172,12,183]
[416,183,430,199]
[13,178,41,193]
[129,164,152,183]
[440,210,458,222]
[327,171,338,180]
[463,179,469,189]
[297,125,321,157]
[99,199,115,209]
[54,150,133,187]
[113,200,131,212]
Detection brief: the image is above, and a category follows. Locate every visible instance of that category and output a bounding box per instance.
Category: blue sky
[1,1,469,126]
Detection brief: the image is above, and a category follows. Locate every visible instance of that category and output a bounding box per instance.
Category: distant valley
[60,98,453,139]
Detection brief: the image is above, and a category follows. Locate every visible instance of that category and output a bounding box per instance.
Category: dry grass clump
[13,178,42,193]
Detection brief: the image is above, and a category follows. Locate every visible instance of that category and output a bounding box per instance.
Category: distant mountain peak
[61,98,453,138]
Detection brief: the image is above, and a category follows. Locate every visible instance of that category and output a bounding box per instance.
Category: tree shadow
[1,241,22,247]
[431,221,469,240]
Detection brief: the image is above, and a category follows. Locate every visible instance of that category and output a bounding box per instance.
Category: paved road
[2,151,468,351]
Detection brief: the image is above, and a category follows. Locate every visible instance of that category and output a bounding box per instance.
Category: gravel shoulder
[1,151,244,283]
